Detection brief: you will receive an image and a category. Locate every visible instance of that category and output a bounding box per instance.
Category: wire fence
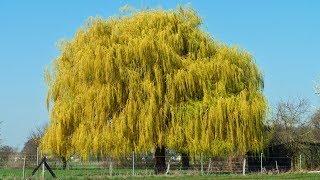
[1,153,320,178]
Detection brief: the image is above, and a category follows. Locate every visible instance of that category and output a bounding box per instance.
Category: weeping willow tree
[41,7,267,173]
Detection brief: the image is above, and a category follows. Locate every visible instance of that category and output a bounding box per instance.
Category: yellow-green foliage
[41,7,267,159]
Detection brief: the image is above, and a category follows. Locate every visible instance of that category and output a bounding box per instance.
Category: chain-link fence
[1,153,320,178]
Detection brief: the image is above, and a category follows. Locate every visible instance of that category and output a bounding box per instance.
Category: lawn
[1,168,320,179]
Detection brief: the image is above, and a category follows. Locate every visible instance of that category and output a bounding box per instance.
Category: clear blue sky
[0,0,319,149]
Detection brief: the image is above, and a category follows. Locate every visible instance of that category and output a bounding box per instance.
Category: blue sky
[0,0,319,149]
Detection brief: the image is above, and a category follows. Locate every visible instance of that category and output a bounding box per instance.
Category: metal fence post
[242,158,246,175]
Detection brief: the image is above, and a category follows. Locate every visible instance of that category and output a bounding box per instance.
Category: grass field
[1,168,320,179]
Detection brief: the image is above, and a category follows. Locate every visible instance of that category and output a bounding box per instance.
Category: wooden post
[42,155,45,179]
[109,158,113,176]
[22,157,26,179]
[242,158,246,175]
[207,158,211,173]
[260,153,263,173]
[36,147,39,165]
[132,151,135,176]
[200,154,203,175]
[299,154,302,171]
[166,160,170,175]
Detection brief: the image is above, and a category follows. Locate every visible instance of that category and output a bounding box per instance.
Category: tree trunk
[154,146,166,174]
[181,153,190,170]
[61,157,67,170]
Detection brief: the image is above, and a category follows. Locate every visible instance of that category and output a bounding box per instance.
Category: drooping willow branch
[41,7,267,160]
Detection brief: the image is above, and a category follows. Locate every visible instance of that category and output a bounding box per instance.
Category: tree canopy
[41,7,266,160]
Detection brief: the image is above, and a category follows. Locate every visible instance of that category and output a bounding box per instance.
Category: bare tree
[21,125,46,159]
[268,98,312,164]
[311,109,320,142]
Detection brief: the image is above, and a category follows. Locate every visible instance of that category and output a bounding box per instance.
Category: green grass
[1,168,320,179]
